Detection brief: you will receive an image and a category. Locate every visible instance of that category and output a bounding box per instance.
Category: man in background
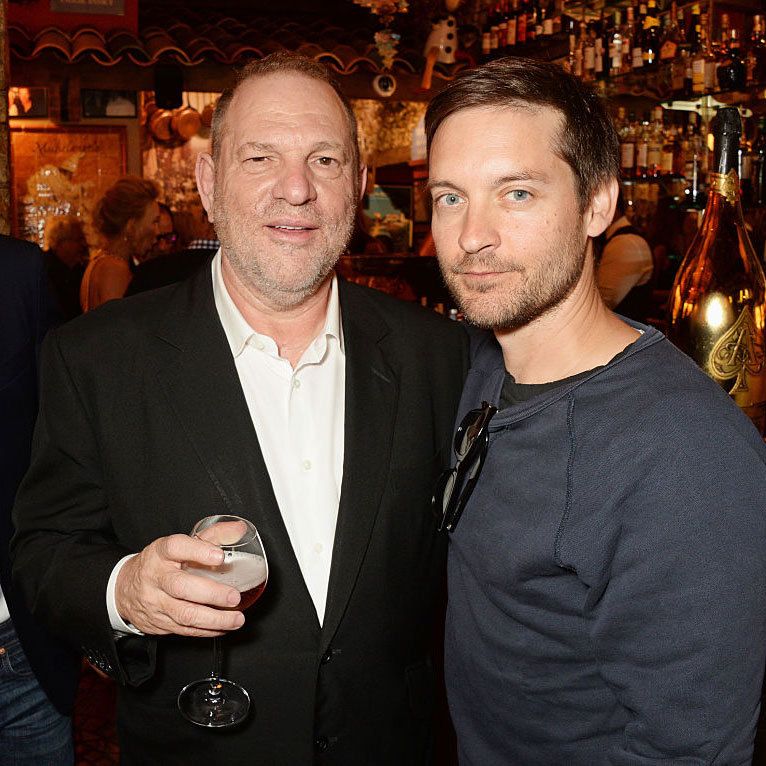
[43,215,88,322]
[0,235,79,763]
[427,57,766,764]
[596,191,654,321]
[126,205,218,295]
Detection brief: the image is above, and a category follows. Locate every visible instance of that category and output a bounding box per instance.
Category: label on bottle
[482,32,491,55]
[621,142,636,169]
[660,40,677,60]
[508,18,517,46]
[704,60,717,90]
[692,58,705,92]
[637,142,648,167]
[661,150,674,173]
[648,145,662,168]
[709,306,766,400]
[585,46,596,70]
[543,18,553,35]
[708,169,740,205]
[632,46,644,68]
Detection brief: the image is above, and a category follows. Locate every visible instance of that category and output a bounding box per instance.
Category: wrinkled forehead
[220,72,355,153]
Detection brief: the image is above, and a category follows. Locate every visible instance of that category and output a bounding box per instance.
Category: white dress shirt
[107,251,345,631]
[0,587,9,624]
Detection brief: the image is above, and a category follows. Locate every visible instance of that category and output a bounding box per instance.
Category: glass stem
[207,637,224,703]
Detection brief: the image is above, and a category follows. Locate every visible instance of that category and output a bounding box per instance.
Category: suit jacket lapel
[321,282,398,649]
[151,267,319,629]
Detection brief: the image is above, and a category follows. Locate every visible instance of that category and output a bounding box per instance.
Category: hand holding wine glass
[178,515,268,728]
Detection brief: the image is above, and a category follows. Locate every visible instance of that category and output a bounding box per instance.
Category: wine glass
[177,514,268,728]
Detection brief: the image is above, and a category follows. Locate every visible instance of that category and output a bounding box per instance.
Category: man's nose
[457,204,500,255]
[272,160,317,206]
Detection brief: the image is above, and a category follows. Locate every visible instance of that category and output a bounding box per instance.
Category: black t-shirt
[499,344,636,409]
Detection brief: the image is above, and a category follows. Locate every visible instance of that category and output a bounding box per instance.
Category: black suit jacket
[12,264,469,764]
[125,247,216,296]
[0,235,79,715]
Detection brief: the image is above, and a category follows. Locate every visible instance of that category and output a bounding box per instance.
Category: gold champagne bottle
[668,106,766,434]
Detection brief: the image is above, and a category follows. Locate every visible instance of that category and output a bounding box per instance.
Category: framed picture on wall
[81,89,138,119]
[363,184,414,252]
[10,125,127,247]
[8,87,48,118]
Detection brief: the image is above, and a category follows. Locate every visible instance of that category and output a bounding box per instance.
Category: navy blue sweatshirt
[446,324,766,765]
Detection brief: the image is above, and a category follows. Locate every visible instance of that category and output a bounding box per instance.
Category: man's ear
[196,152,216,223]
[585,177,619,238]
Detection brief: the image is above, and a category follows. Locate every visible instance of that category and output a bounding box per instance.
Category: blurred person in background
[43,216,88,322]
[126,204,219,295]
[80,176,160,312]
[1,235,80,764]
[143,203,178,263]
[596,192,654,321]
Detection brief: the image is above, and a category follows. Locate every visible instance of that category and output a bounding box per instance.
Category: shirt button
[303,460,312,471]
[314,543,323,554]
[321,649,334,664]
[253,339,265,351]
[293,378,301,389]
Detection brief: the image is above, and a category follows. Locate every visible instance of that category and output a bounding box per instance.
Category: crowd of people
[2,51,766,766]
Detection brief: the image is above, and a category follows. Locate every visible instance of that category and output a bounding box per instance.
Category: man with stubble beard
[427,58,766,764]
[12,53,468,765]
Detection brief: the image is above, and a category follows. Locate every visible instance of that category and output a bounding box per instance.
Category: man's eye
[508,190,530,202]
[316,157,338,167]
[245,156,268,163]
[437,193,463,207]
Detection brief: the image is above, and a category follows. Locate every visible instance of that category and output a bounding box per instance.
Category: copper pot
[200,100,217,129]
[171,105,202,141]
[149,109,174,142]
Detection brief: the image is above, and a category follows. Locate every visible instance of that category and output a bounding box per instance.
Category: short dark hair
[425,57,619,211]
[211,52,359,168]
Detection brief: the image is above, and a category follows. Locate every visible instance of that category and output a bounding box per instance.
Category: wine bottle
[668,106,766,434]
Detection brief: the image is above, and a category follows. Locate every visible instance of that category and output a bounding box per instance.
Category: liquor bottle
[746,15,766,85]
[508,0,519,50]
[690,5,705,95]
[648,106,664,177]
[631,4,645,70]
[738,120,754,208]
[516,0,528,45]
[668,106,766,434]
[700,14,717,92]
[752,116,766,207]
[661,118,677,177]
[527,0,538,43]
[609,9,624,77]
[683,112,707,208]
[583,21,596,82]
[636,113,650,178]
[620,5,643,74]
[619,109,637,179]
[661,2,683,63]
[717,28,746,91]
[642,0,661,69]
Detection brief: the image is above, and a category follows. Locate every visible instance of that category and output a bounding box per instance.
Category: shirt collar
[212,250,343,359]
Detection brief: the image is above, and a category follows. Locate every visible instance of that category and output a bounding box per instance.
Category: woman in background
[81,177,160,312]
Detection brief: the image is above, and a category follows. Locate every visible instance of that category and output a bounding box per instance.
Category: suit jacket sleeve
[11,327,156,686]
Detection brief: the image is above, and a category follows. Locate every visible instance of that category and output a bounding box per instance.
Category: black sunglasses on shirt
[432,401,497,533]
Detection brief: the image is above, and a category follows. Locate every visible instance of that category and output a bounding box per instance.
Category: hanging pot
[149,109,174,142]
[171,105,202,141]
[200,100,217,129]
